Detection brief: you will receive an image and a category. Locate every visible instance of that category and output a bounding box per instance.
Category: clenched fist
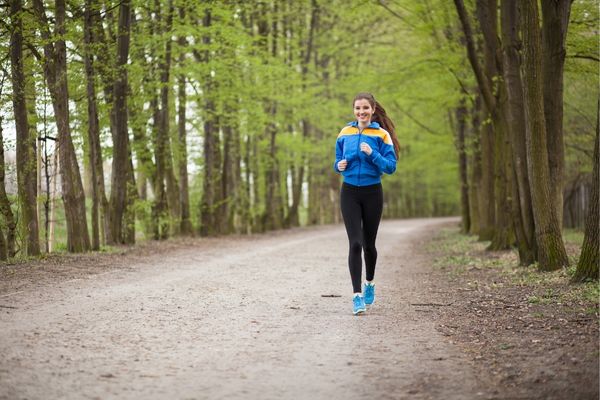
[360,142,372,155]
[337,159,348,171]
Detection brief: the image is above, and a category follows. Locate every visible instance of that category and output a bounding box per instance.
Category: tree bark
[0,119,16,258]
[33,0,91,252]
[475,0,513,251]
[500,0,536,264]
[108,0,132,244]
[158,0,180,236]
[177,6,193,235]
[454,0,497,241]
[11,0,40,256]
[197,8,223,236]
[468,94,482,235]
[541,0,572,230]
[572,99,599,281]
[455,99,470,233]
[520,0,569,271]
[83,0,103,250]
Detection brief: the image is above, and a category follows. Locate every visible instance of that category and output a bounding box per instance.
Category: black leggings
[340,182,383,293]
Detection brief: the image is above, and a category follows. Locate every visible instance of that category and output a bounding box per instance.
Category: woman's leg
[340,185,363,293]
[362,185,383,282]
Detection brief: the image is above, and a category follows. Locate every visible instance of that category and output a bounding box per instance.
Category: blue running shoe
[364,283,375,305]
[353,295,366,315]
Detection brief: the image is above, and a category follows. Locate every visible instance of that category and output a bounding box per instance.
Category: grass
[430,227,599,309]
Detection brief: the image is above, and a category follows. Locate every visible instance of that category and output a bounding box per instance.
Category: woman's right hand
[337,159,348,171]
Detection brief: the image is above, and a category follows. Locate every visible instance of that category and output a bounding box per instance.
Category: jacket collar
[348,121,380,129]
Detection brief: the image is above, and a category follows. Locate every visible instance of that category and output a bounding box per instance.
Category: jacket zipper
[356,128,362,186]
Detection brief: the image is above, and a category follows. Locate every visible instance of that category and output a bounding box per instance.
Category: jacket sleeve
[333,137,343,173]
[368,136,396,175]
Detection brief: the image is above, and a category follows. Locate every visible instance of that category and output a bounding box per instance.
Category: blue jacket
[333,121,397,186]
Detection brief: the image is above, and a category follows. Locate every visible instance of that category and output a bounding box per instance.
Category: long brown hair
[353,92,400,159]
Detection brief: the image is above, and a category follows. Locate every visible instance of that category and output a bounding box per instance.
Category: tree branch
[569,54,600,62]
[375,0,417,28]
[452,0,495,111]
[393,100,444,136]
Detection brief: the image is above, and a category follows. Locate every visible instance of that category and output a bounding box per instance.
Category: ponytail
[372,101,400,160]
[353,93,401,160]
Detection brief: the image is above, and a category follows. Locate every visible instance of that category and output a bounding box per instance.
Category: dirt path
[0,218,493,400]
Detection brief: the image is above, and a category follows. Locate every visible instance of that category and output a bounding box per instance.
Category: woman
[333,92,400,315]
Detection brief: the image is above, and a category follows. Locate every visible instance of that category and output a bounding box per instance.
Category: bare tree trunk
[11,0,40,256]
[454,0,497,241]
[456,99,470,233]
[108,0,132,244]
[468,94,482,235]
[0,119,16,258]
[475,0,513,251]
[177,8,193,235]
[222,100,241,234]
[177,77,192,234]
[157,0,180,236]
[520,0,568,271]
[33,0,91,252]
[287,0,317,228]
[501,0,536,264]
[197,8,223,236]
[572,99,599,281]
[261,2,284,231]
[83,0,102,250]
[541,0,572,230]
[124,153,136,244]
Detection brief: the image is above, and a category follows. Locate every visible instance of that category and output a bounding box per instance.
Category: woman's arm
[368,135,396,175]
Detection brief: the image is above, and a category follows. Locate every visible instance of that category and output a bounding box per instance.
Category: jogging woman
[333,92,400,315]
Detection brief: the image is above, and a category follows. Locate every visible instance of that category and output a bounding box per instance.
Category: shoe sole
[353,308,366,315]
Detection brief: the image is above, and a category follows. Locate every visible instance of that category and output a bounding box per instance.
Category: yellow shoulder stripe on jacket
[363,128,393,145]
[337,126,359,138]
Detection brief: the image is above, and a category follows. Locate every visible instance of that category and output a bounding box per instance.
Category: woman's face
[354,99,374,124]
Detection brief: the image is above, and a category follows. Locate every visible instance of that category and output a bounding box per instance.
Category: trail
[0,217,489,400]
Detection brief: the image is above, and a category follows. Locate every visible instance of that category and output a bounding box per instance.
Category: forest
[0,0,597,279]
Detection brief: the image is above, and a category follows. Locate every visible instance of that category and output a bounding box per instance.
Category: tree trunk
[177,8,193,236]
[541,0,572,230]
[468,94,482,235]
[10,0,40,256]
[108,0,132,244]
[500,0,536,264]
[33,0,91,252]
[222,100,241,234]
[572,99,599,282]
[158,0,180,236]
[197,8,223,236]
[83,0,103,250]
[0,119,16,258]
[456,99,470,233]
[177,75,192,235]
[454,0,497,241]
[520,0,568,271]
[475,0,513,251]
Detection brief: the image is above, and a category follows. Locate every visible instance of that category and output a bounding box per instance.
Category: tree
[83,0,106,250]
[500,0,536,264]
[572,99,599,281]
[520,0,568,271]
[176,6,192,235]
[33,0,91,252]
[10,0,40,256]
[541,0,572,230]
[0,117,16,259]
[108,0,132,244]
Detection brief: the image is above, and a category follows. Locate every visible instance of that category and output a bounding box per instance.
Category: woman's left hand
[360,142,372,156]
